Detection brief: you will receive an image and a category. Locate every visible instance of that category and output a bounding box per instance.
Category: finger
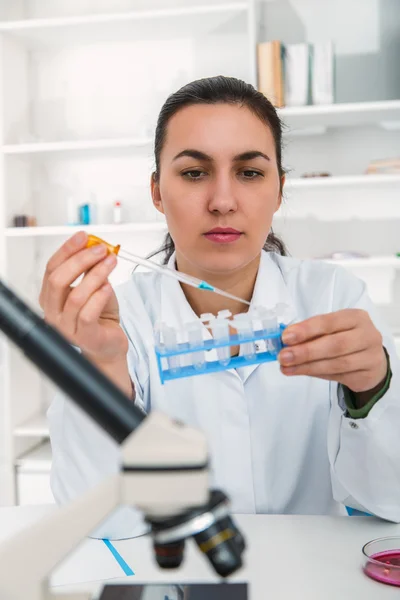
[279,329,371,367]
[281,309,367,346]
[76,283,114,337]
[280,349,375,377]
[44,244,108,317]
[41,231,87,285]
[79,282,113,326]
[62,254,117,334]
[40,231,88,309]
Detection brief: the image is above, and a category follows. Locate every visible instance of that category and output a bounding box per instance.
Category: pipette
[86,235,251,306]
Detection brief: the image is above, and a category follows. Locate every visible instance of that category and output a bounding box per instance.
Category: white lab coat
[48,251,400,539]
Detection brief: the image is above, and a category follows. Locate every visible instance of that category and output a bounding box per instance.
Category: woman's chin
[193,252,258,276]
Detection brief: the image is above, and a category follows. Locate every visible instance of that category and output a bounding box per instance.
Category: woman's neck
[176,254,261,317]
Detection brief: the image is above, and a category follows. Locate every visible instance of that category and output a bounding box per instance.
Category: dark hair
[151,75,287,264]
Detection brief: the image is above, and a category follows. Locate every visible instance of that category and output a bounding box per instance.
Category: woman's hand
[39,230,129,365]
[279,309,388,396]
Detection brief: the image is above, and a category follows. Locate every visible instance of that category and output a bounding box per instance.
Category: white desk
[1,506,400,599]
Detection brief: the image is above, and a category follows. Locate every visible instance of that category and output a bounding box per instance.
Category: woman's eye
[241,170,263,179]
[182,170,206,180]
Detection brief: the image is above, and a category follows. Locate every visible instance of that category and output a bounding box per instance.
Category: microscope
[0,279,245,600]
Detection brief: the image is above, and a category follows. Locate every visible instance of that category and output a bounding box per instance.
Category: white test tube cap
[211,317,229,339]
[252,306,267,318]
[200,312,215,324]
[217,309,232,320]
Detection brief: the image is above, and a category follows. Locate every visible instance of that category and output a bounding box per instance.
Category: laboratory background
[0,0,399,512]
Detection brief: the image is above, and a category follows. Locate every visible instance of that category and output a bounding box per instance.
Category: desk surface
[1,506,400,599]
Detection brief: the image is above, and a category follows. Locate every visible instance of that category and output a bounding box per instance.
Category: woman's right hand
[39,230,129,366]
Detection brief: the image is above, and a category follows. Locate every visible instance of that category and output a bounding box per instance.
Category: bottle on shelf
[113,200,122,224]
[79,192,97,226]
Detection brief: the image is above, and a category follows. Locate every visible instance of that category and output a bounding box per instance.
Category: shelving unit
[2,136,153,155]
[5,222,167,237]
[15,441,53,505]
[279,100,400,132]
[14,413,49,438]
[287,174,400,189]
[15,441,52,470]
[276,174,400,222]
[322,256,400,269]
[0,0,257,506]
[320,256,400,306]
[0,3,248,45]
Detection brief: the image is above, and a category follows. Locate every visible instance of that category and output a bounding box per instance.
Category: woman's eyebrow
[233,150,270,162]
[173,149,213,162]
[172,149,270,162]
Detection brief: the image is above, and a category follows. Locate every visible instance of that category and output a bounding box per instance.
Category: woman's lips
[203,228,243,244]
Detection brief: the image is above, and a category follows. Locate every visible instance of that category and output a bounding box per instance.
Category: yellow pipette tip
[86,234,120,256]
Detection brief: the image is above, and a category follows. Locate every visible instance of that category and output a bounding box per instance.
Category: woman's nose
[207,177,238,214]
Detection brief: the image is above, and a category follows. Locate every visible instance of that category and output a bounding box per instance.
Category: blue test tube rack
[155,324,286,384]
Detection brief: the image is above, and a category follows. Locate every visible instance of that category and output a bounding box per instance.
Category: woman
[42,76,400,539]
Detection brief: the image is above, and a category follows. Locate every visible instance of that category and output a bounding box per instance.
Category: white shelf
[321,256,400,269]
[5,222,167,237]
[2,136,153,155]
[16,442,52,472]
[286,174,400,189]
[279,100,400,132]
[0,3,247,46]
[14,413,49,438]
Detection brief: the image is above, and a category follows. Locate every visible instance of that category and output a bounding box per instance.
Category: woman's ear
[275,173,285,213]
[151,172,164,214]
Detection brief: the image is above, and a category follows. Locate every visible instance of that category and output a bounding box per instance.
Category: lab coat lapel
[251,251,298,323]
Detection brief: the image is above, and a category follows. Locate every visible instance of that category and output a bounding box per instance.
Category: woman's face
[151,103,283,276]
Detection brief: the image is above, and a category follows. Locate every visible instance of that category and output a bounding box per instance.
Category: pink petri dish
[362,537,400,586]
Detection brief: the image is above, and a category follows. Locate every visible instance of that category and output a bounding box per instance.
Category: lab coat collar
[250,251,298,324]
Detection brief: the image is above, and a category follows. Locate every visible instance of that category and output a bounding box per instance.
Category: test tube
[161,323,180,373]
[186,321,206,370]
[254,306,279,354]
[233,313,256,360]
[253,306,278,334]
[210,315,231,366]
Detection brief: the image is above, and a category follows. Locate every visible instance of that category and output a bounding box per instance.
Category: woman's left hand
[279,309,388,394]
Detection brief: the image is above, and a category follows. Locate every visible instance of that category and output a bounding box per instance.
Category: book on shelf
[311,41,335,105]
[257,41,284,108]
[283,43,310,107]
